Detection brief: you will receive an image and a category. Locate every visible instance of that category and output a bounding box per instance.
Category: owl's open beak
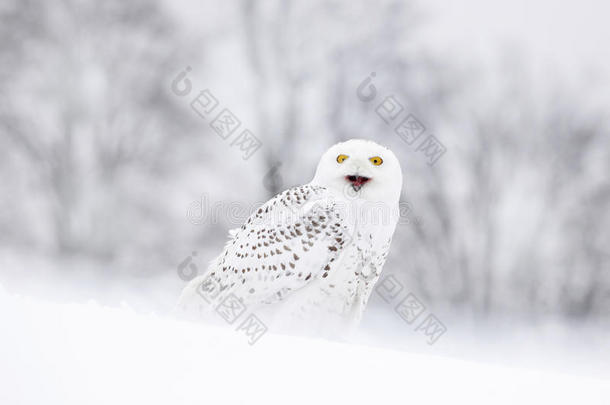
[346,175,371,192]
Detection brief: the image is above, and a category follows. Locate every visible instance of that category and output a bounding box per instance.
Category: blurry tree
[398,61,610,319]
[0,0,199,265]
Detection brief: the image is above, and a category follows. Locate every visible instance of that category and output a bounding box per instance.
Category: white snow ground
[1,285,609,405]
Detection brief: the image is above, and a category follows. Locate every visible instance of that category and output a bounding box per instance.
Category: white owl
[178,139,403,335]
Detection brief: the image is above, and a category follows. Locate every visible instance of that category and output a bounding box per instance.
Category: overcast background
[1,0,609,376]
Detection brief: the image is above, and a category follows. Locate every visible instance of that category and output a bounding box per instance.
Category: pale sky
[419,0,610,80]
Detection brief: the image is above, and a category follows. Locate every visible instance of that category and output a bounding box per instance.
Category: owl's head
[311,139,403,204]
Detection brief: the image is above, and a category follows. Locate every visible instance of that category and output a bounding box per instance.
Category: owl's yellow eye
[369,156,383,166]
[336,154,349,163]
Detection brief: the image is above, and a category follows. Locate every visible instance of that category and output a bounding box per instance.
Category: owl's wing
[179,184,353,310]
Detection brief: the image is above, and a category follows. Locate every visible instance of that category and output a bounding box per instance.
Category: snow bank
[1,287,608,405]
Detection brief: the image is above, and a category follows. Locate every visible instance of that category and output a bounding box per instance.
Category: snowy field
[2,286,609,405]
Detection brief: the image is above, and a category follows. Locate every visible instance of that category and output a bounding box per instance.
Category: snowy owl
[178,139,403,335]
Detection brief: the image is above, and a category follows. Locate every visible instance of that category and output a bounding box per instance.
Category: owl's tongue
[346,175,371,191]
